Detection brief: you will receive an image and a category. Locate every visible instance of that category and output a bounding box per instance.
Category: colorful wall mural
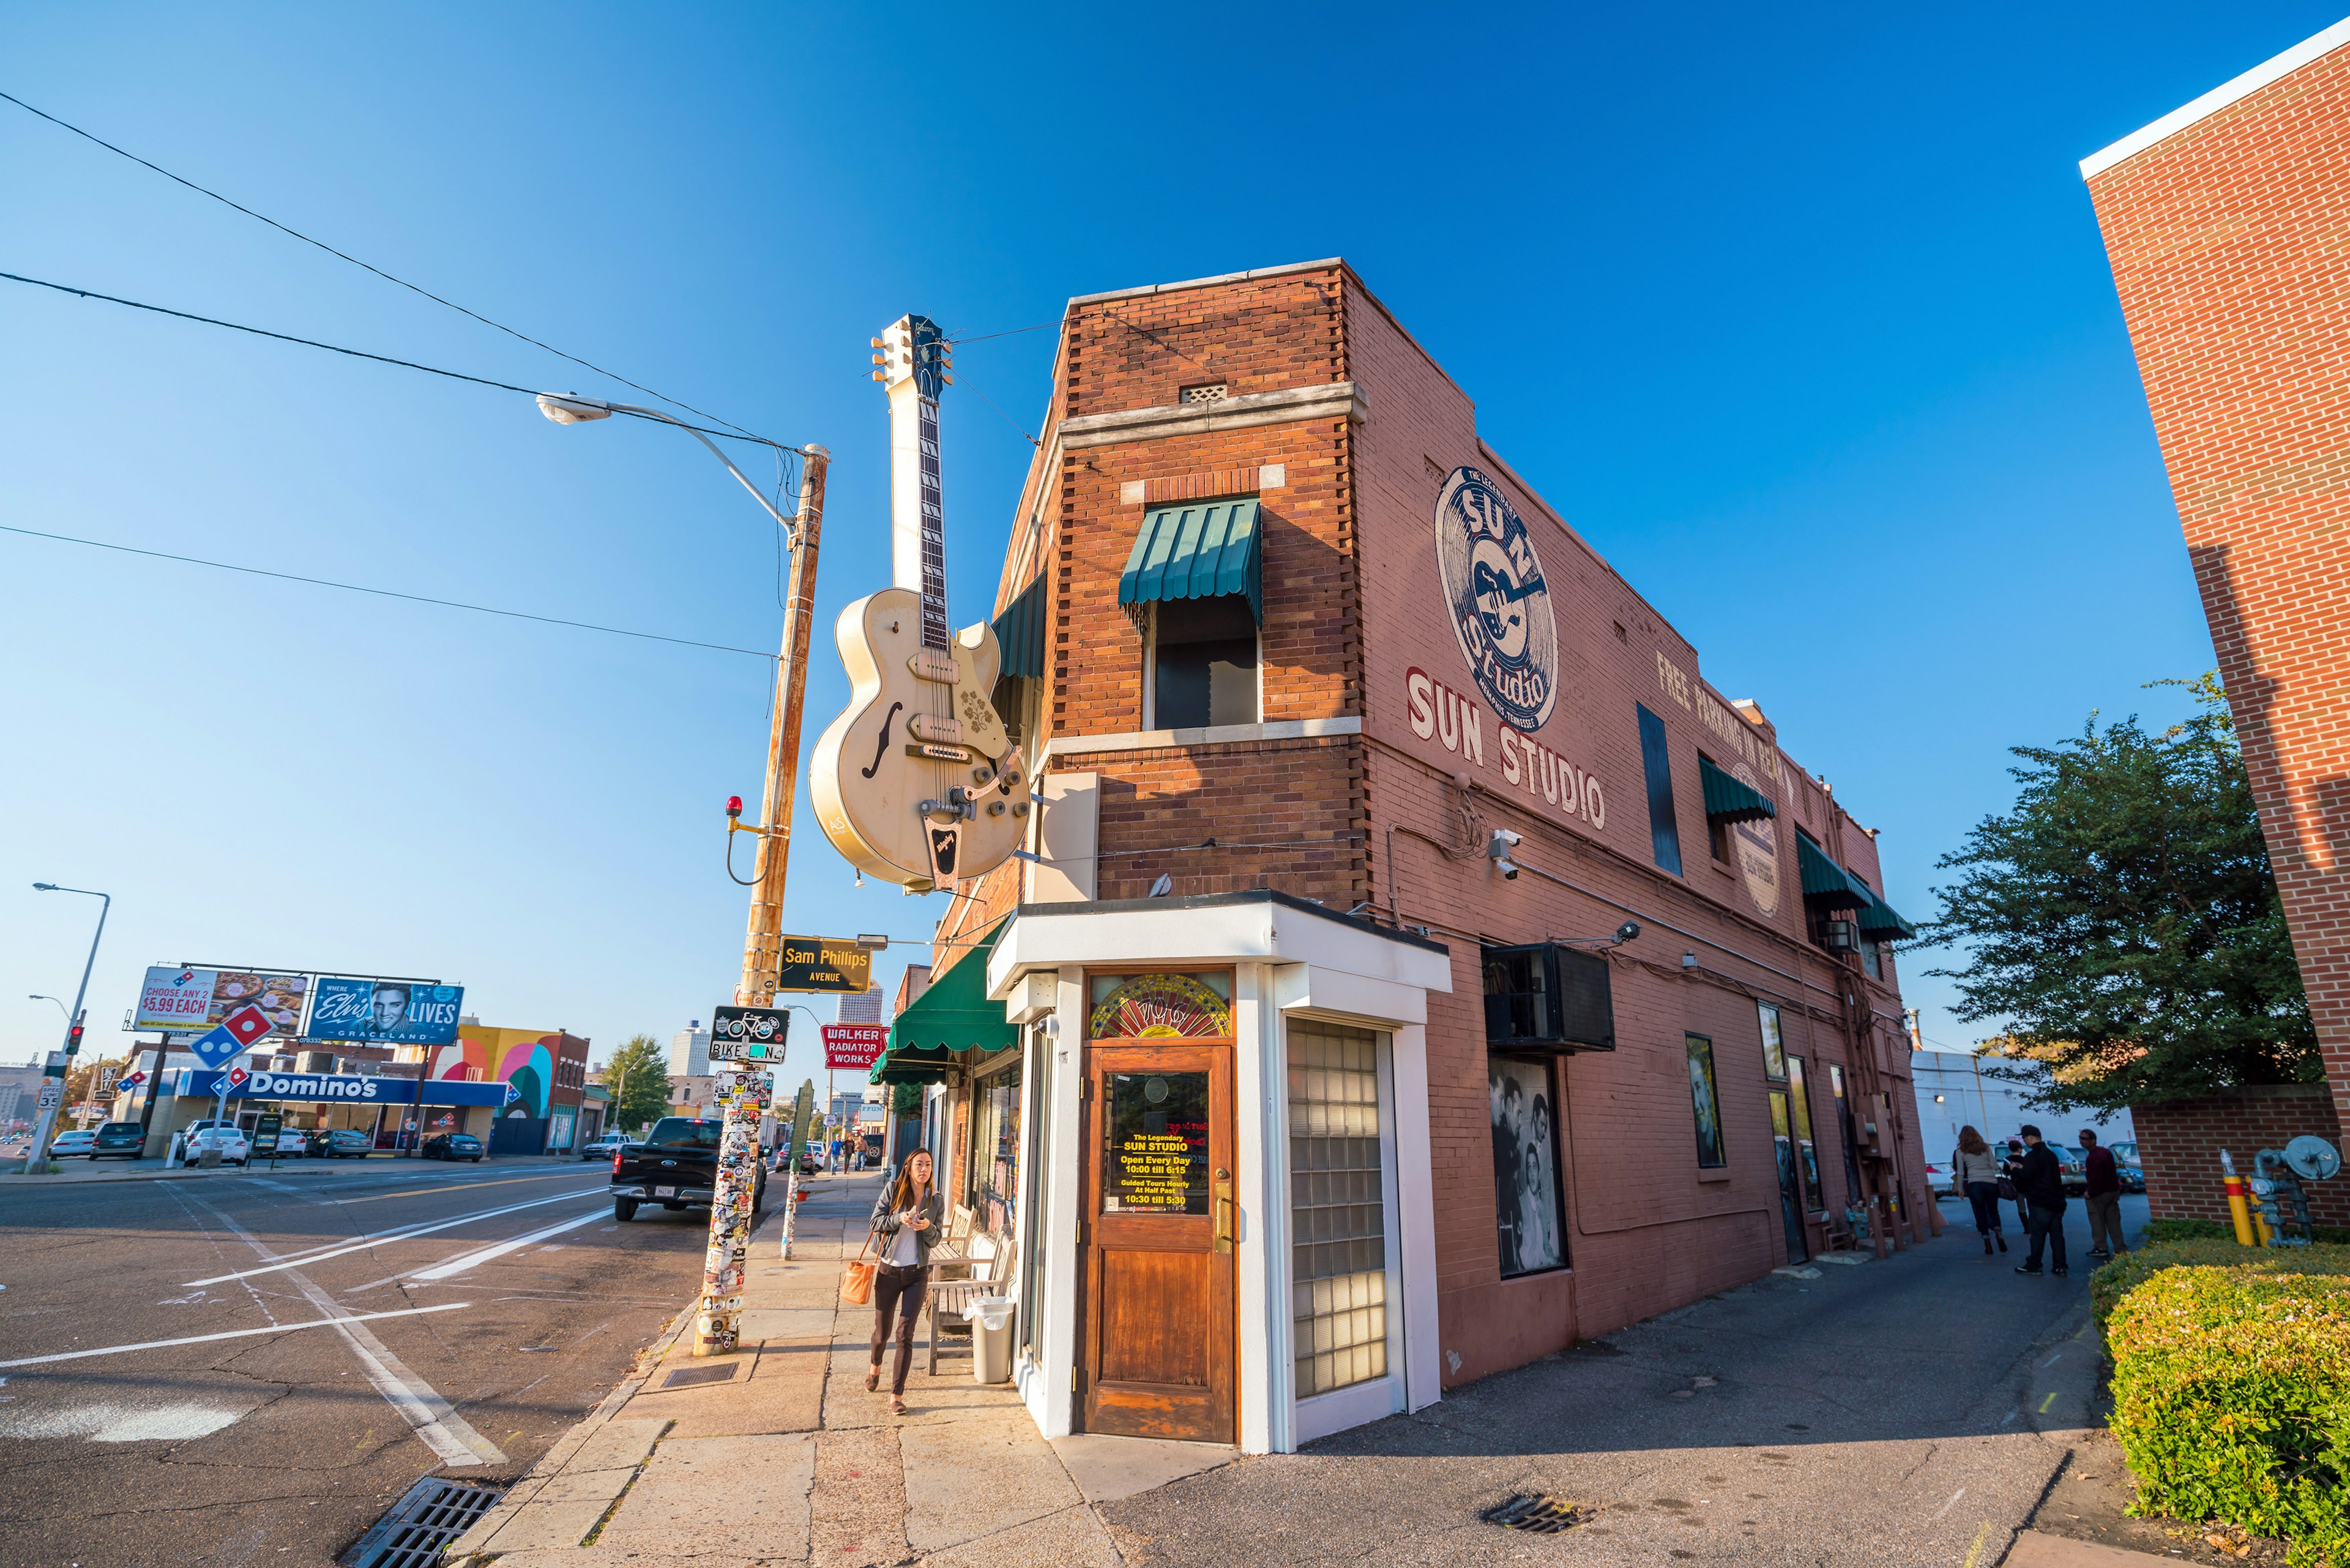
[428,1026,559,1118]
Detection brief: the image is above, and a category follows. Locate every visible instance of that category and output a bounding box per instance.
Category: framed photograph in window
[1686,1033,1727,1168]
[1488,1056,1566,1277]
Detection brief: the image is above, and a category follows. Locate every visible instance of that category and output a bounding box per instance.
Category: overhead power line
[0,88,775,446]
[0,271,787,450]
[0,522,779,660]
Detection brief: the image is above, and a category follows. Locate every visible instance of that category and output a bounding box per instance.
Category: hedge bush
[2089,1239,2350,1331]
[2144,1217,2350,1247]
[2106,1255,2350,1566]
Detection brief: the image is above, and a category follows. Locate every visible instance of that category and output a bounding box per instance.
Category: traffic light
[64,1023,84,1056]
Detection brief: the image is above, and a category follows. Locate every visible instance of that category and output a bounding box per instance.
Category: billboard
[134,968,309,1037]
[305,978,464,1045]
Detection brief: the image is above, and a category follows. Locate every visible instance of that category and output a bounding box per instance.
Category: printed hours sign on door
[1102,1071,1209,1215]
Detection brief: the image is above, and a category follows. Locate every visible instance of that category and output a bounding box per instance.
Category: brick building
[2081,19,2350,1216]
[870,261,1928,1452]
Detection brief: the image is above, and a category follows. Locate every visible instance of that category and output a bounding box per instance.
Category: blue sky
[4,2,2329,1077]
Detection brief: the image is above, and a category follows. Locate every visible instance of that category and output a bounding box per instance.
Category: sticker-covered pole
[698,446,826,1357]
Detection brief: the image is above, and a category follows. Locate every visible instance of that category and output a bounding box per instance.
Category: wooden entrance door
[1076,1042,1235,1441]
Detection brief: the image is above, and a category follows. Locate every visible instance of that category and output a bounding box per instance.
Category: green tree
[1927,675,2319,1112]
[603,1034,673,1134]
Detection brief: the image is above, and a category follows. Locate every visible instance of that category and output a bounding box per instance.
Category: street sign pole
[22,887,109,1170]
[694,446,828,1360]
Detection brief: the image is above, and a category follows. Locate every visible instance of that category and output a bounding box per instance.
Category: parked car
[610,1116,762,1222]
[1922,1159,1955,1198]
[2052,1146,2089,1196]
[45,1127,99,1158]
[274,1129,310,1155]
[423,1132,486,1163]
[310,1129,373,1160]
[91,1122,148,1159]
[580,1130,632,1162]
[186,1126,252,1166]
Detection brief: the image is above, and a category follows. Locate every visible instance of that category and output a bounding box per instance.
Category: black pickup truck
[610,1117,765,1221]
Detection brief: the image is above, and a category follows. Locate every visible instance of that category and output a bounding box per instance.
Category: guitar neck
[883,313,950,653]
[917,394,947,652]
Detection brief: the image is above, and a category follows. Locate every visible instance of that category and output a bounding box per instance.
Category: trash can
[968,1296,1015,1384]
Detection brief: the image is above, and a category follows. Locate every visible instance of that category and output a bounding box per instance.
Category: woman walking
[866,1148,943,1414]
[1952,1126,2007,1255]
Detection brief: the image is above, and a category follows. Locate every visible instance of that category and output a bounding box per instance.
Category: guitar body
[810,586,1032,890]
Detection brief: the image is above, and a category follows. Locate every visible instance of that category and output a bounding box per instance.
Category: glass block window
[1288,1020,1389,1398]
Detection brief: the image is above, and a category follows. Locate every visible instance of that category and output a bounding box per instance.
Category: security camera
[1487,829,1523,880]
[1613,920,1640,945]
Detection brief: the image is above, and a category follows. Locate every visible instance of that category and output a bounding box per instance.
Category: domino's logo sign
[1433,466,1561,733]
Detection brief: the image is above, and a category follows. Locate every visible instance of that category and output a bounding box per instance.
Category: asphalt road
[0,1157,713,1567]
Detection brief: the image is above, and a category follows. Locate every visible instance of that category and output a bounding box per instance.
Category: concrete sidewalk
[449,1173,1234,1568]
[449,1185,2179,1568]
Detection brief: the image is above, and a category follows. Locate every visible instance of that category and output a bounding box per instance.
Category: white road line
[183,1188,607,1285]
[0,1304,470,1367]
[1933,1487,1967,1521]
[179,1190,508,1467]
[409,1208,611,1280]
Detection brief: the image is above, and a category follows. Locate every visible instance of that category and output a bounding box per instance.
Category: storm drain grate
[1482,1494,1597,1534]
[661,1362,740,1389]
[343,1476,504,1568]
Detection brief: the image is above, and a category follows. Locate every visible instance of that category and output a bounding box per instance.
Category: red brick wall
[2086,42,2350,1133]
[928,259,1922,1390]
[2132,1086,2349,1232]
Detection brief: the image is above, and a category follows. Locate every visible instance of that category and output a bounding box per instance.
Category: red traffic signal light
[64,1023,84,1055]
[725,795,743,819]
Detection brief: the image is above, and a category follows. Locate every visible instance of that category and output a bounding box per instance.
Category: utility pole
[697,444,829,1358]
[738,446,830,1007]
[23,886,109,1170]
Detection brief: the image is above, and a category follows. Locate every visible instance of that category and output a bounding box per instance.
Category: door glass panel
[1770,1089,1808,1262]
[1288,1020,1388,1398]
[1102,1070,1209,1214]
[1786,1056,1823,1210]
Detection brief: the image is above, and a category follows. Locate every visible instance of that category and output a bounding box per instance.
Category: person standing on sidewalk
[2079,1128,2129,1261]
[2010,1126,2069,1277]
[866,1148,942,1414]
[1952,1126,2007,1255]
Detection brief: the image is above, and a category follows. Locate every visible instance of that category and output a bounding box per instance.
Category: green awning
[1797,834,1871,908]
[872,920,1017,1083]
[1699,756,1776,824]
[1857,899,1917,943]
[1118,500,1262,624]
[991,575,1046,681]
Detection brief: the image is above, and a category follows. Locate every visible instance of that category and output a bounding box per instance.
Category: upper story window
[1151,596,1258,730]
[1636,703,1682,876]
[1119,499,1263,733]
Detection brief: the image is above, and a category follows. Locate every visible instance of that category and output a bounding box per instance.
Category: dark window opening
[1154,595,1257,730]
[1636,703,1682,875]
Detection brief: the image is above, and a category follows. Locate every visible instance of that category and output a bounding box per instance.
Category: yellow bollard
[2220,1149,2256,1246]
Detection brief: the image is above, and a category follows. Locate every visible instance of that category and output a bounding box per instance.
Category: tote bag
[840,1229,878,1305]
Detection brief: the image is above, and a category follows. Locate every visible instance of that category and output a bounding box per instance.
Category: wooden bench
[925,1231,1012,1375]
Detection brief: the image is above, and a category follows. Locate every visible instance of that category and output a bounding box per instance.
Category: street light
[535,394,797,532]
[28,995,69,1022]
[22,884,110,1169]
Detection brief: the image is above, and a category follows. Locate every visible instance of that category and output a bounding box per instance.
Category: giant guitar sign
[810,313,1033,890]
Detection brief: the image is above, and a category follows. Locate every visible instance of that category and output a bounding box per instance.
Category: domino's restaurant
[144,1065,513,1153]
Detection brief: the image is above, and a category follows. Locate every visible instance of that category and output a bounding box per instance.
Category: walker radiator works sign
[821,1025,886,1071]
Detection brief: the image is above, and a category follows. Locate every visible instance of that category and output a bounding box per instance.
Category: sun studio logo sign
[1433,467,1560,732]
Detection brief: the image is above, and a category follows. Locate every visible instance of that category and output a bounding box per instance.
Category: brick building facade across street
[868,260,1931,1452]
[2082,18,2350,1223]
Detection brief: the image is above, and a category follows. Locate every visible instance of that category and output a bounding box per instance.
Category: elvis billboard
[304,977,465,1044]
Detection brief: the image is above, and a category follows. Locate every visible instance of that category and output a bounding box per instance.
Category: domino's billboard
[304,978,465,1045]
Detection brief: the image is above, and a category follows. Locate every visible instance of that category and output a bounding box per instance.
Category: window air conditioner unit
[1482,943,1616,1054]
[1816,920,1859,952]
